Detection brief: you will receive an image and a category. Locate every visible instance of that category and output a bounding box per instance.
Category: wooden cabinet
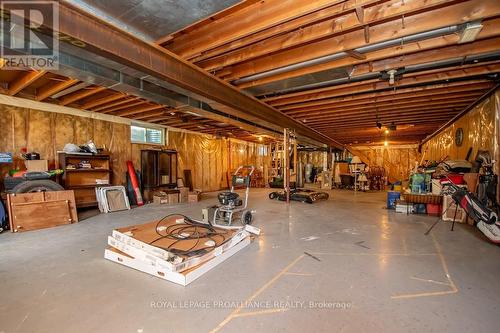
[58,153,112,208]
[141,150,177,189]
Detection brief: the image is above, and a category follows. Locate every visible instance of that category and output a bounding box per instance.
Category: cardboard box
[442,195,466,223]
[188,191,201,203]
[104,237,250,286]
[25,159,48,172]
[168,193,179,204]
[431,179,442,195]
[178,187,189,203]
[153,195,169,204]
[108,227,249,272]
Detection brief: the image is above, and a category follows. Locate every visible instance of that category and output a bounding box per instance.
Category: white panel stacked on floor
[104,216,252,286]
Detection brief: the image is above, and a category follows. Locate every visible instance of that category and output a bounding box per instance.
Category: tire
[242,211,253,225]
[269,192,277,200]
[12,180,64,193]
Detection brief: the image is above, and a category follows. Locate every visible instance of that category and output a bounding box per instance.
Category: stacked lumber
[104,215,252,286]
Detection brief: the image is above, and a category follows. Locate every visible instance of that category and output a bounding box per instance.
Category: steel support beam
[26,2,340,148]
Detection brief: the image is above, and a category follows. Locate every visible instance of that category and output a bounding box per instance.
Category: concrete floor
[1,188,499,333]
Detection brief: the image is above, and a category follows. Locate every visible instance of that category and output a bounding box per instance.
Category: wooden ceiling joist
[311,113,462,129]
[264,63,500,106]
[59,86,107,106]
[221,0,500,82]
[278,81,494,111]
[333,133,442,142]
[79,93,126,109]
[89,96,138,112]
[116,105,166,117]
[36,78,79,101]
[1,0,497,146]
[336,132,441,140]
[306,105,467,123]
[297,112,471,129]
[284,94,482,118]
[186,0,384,63]
[8,70,46,96]
[198,0,467,72]
[237,21,500,88]
[98,99,145,114]
[324,124,441,137]
[138,115,172,123]
[49,2,339,147]
[156,0,263,46]
[166,0,356,59]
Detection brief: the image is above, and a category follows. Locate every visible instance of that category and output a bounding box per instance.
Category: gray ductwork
[234,25,461,86]
[254,51,500,97]
[233,52,348,85]
[1,21,284,138]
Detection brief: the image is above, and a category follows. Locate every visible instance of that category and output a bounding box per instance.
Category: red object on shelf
[446,174,465,185]
[126,161,143,206]
[426,203,442,216]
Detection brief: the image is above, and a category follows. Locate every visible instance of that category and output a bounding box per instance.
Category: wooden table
[401,193,443,215]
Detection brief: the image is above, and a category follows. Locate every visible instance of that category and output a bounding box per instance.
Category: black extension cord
[149,214,231,257]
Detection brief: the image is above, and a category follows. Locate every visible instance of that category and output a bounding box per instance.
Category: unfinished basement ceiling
[3,1,336,146]
[157,0,500,145]
[0,69,271,143]
[2,0,500,147]
[67,0,243,41]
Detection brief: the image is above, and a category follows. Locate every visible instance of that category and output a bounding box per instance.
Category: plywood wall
[422,91,498,163]
[0,104,132,186]
[422,88,500,201]
[0,104,271,192]
[353,146,420,182]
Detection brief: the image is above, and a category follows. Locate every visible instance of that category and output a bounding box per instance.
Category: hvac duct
[234,25,461,85]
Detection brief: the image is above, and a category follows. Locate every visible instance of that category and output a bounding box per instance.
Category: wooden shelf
[63,153,110,160]
[58,152,112,208]
[65,169,111,173]
[67,184,109,189]
[77,201,98,208]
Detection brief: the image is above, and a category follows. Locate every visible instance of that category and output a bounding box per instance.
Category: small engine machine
[205,166,254,227]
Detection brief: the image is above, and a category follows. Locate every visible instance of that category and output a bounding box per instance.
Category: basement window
[131,124,165,145]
